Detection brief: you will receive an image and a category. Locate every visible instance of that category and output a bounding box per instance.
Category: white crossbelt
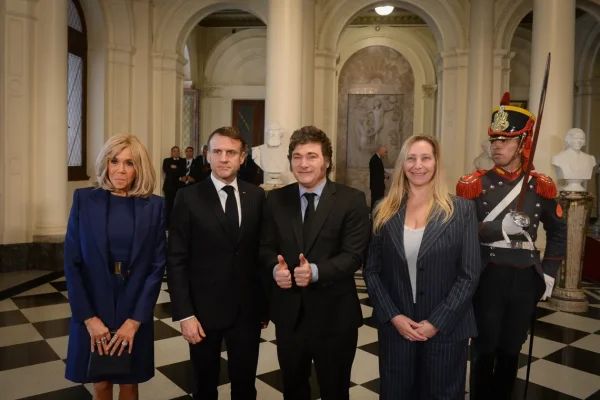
[483,177,524,222]
[481,176,536,250]
[481,240,536,250]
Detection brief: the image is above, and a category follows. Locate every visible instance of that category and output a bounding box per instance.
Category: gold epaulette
[456,170,488,199]
[530,172,557,199]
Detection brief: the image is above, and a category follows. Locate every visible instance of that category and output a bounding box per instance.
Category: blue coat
[64,187,166,384]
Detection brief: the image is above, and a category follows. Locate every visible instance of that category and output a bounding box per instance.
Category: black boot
[492,349,520,400]
[469,341,495,400]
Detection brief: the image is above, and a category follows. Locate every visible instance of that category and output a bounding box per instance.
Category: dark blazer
[64,188,166,383]
[167,178,268,329]
[369,154,385,197]
[190,155,211,182]
[364,196,480,340]
[260,180,370,333]
[162,157,186,193]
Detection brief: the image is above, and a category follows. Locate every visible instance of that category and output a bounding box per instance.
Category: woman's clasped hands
[86,316,141,356]
[391,315,438,341]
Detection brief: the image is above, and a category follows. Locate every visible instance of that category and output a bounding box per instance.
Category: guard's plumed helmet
[488,92,536,170]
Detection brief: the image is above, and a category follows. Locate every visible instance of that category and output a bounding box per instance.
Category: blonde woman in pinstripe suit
[364,135,482,399]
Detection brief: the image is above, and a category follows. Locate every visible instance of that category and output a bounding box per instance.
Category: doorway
[232,100,265,185]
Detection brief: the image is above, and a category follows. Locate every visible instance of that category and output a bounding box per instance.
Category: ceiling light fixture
[375,6,394,16]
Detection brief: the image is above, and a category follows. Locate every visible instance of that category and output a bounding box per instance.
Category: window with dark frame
[67,0,88,181]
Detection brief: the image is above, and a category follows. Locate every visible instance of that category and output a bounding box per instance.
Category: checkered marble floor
[0,272,599,399]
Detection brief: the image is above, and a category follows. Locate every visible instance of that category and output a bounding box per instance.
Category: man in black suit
[191,144,212,182]
[369,145,389,210]
[181,146,199,187]
[167,127,269,400]
[260,126,370,400]
[238,144,259,185]
[162,146,185,228]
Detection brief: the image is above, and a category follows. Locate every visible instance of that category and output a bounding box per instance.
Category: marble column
[34,0,69,239]
[265,0,303,185]
[465,0,494,173]
[301,0,315,126]
[549,192,593,312]
[528,0,576,179]
[266,0,302,131]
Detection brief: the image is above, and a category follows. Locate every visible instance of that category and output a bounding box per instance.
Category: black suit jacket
[190,155,211,182]
[260,180,370,333]
[162,157,186,194]
[369,154,385,197]
[364,196,481,341]
[167,178,268,329]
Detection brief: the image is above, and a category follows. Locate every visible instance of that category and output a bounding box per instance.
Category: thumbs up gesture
[294,253,312,287]
[275,255,292,289]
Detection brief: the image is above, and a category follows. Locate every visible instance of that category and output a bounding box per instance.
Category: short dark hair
[171,146,180,151]
[185,146,194,152]
[288,126,334,175]
[207,127,246,151]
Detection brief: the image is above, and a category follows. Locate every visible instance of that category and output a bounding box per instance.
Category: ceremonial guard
[457,92,567,399]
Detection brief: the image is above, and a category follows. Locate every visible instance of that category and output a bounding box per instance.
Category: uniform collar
[492,164,522,182]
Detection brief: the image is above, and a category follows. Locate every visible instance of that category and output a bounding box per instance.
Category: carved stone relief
[336,46,414,199]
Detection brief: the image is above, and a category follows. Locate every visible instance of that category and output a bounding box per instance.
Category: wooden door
[232,100,265,185]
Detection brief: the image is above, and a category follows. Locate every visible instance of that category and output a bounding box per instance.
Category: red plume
[500,92,510,106]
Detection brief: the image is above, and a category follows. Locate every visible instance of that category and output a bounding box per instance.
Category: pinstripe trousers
[378,324,468,400]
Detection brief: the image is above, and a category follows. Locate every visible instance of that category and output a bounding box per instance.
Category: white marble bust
[551,128,597,192]
[251,122,291,185]
[473,139,494,170]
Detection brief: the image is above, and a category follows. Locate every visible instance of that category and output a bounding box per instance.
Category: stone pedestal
[549,191,593,312]
[591,171,600,235]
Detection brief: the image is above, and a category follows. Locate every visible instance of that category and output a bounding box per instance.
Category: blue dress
[65,193,158,384]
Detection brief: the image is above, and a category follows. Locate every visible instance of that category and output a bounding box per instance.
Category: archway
[315,0,463,183]
[151,0,268,191]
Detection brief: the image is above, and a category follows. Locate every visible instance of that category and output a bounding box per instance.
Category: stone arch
[496,0,600,50]
[204,29,267,85]
[153,0,268,55]
[317,0,466,52]
[336,28,437,135]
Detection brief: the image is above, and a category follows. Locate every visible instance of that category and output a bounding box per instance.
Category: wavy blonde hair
[372,135,454,233]
[95,134,156,198]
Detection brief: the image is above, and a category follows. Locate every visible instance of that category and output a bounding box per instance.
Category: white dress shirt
[210,173,242,226]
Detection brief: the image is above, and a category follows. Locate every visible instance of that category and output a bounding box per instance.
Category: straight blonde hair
[95,134,156,198]
[372,135,454,233]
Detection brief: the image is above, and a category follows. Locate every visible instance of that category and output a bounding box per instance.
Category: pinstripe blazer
[364,196,481,341]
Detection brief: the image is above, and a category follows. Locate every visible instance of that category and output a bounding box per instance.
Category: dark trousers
[470,264,545,400]
[379,324,468,400]
[189,316,261,400]
[275,319,358,400]
[164,189,177,229]
[371,190,384,211]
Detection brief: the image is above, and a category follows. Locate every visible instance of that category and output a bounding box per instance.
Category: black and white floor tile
[0,272,599,399]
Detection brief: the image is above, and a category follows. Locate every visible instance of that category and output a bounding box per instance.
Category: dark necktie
[303,193,316,244]
[222,186,239,240]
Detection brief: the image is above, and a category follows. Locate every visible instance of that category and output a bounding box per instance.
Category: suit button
[235,252,239,256]
[418,291,424,296]
[419,268,424,272]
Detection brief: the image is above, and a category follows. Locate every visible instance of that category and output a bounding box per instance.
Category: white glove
[541,274,555,301]
[502,213,524,235]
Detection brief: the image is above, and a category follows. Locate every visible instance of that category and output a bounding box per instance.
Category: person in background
[64,134,166,400]
[181,146,198,187]
[192,144,212,182]
[162,146,185,227]
[369,145,389,211]
[364,135,481,399]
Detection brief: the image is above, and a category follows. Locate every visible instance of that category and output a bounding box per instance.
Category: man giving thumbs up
[259,126,370,400]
